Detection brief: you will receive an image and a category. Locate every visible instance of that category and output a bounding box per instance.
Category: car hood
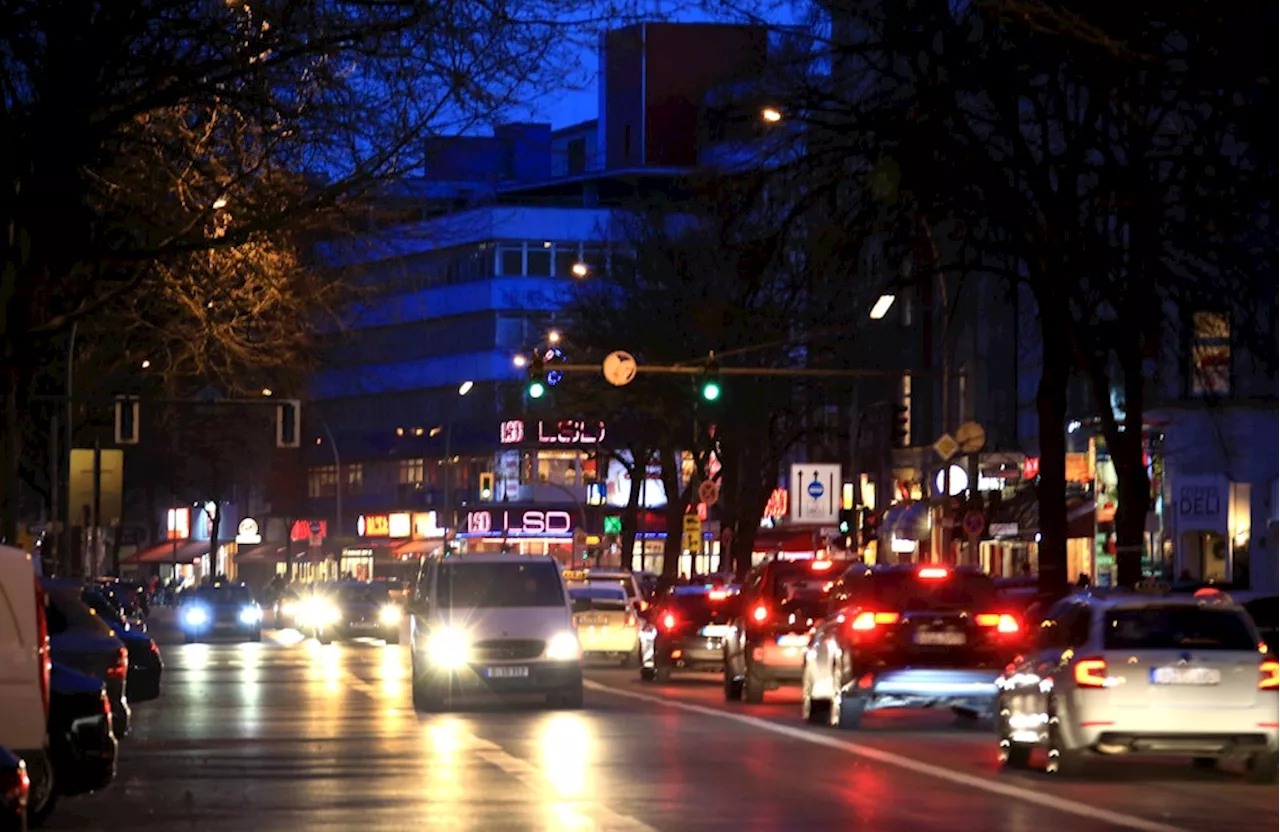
[431,607,572,640]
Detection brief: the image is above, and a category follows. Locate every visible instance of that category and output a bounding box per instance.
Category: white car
[996,590,1278,781]
[568,585,640,664]
[563,569,646,611]
[408,554,583,711]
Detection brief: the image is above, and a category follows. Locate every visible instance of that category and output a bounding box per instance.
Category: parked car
[0,546,54,828]
[40,580,130,738]
[47,663,116,804]
[81,589,162,702]
[0,747,28,832]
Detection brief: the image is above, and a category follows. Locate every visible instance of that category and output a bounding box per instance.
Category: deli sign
[465,509,573,537]
[1174,474,1228,536]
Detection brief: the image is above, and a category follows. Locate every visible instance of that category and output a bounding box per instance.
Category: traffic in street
[46,610,1277,832]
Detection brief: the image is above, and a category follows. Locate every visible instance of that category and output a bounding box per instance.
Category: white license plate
[914,631,966,646]
[579,615,608,626]
[1151,666,1221,686]
[485,666,530,679]
[776,634,808,648]
[702,625,731,638]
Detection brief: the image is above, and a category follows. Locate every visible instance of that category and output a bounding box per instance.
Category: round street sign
[602,351,638,387]
[807,479,825,499]
[697,480,720,506]
[962,511,985,537]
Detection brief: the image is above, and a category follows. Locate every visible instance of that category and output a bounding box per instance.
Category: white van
[0,545,54,821]
[408,553,583,711]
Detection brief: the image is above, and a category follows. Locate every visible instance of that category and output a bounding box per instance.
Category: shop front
[351,510,447,579]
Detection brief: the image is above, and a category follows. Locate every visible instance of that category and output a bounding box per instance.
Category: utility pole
[91,438,102,578]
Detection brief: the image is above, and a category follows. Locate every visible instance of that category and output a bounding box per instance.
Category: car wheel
[316,630,332,645]
[653,664,671,684]
[829,689,864,729]
[723,670,744,702]
[1247,752,1279,784]
[802,677,831,724]
[183,634,197,644]
[1046,704,1085,776]
[412,680,444,712]
[640,666,656,682]
[743,666,766,704]
[547,684,584,709]
[1191,756,1217,770]
[26,752,56,828]
[621,650,638,668]
[1000,742,1033,770]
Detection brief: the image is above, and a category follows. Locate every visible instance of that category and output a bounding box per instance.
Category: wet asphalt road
[47,614,1279,832]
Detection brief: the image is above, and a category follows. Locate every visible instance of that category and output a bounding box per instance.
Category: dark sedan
[47,663,116,810]
[307,582,401,644]
[81,589,162,702]
[178,584,263,643]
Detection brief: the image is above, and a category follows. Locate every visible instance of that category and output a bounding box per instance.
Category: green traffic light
[839,520,850,534]
[701,381,721,401]
[528,380,546,399]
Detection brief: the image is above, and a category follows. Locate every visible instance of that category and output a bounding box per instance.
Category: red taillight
[976,613,1020,634]
[810,560,833,572]
[107,647,128,681]
[851,611,900,631]
[34,578,50,719]
[1260,659,1279,690]
[708,590,728,601]
[751,604,769,623]
[1074,658,1108,688]
[662,613,677,631]
[918,567,949,580]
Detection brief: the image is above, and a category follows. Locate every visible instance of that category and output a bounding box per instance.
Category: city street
[50,617,1279,832]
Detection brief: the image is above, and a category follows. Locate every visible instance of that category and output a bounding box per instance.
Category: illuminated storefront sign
[763,488,789,520]
[388,512,411,539]
[166,508,190,541]
[357,514,391,537]
[291,520,327,542]
[413,512,445,538]
[464,509,574,537]
[499,419,606,445]
[235,518,262,545]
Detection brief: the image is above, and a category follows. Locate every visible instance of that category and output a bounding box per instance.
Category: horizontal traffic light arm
[550,363,934,378]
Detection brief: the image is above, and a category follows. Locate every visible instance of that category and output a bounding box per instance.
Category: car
[81,589,162,702]
[724,558,851,703]
[273,586,304,629]
[408,554,583,711]
[177,583,263,643]
[0,747,28,832]
[562,569,646,612]
[47,663,116,805]
[568,584,640,665]
[641,584,739,682]
[302,582,402,644]
[996,589,1279,781]
[802,564,1023,728]
[0,545,52,829]
[40,580,130,740]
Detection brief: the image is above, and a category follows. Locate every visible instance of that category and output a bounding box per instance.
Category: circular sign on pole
[807,480,825,500]
[962,511,985,537]
[697,480,720,506]
[602,351,639,387]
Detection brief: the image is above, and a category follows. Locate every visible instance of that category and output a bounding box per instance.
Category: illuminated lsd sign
[498,419,606,445]
[464,509,573,537]
[357,514,391,537]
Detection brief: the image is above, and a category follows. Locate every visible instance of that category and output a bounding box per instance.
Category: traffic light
[860,510,881,547]
[837,508,855,535]
[700,359,721,402]
[527,353,546,399]
[890,403,910,447]
[276,400,301,448]
[114,396,140,445]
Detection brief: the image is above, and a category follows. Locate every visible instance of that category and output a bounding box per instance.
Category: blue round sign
[807,480,825,499]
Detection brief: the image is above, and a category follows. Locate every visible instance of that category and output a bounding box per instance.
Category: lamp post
[317,417,342,538]
[441,381,474,548]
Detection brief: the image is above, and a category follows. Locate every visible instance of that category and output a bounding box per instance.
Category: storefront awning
[394,539,443,557]
[122,540,208,565]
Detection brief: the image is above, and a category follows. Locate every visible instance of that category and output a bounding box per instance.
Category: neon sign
[465,510,574,537]
[357,514,391,537]
[498,420,606,445]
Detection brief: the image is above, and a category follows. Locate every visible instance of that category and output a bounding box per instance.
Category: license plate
[580,615,608,626]
[702,625,731,638]
[1151,666,1221,686]
[352,621,379,629]
[914,630,966,646]
[485,666,530,679]
[776,634,808,648]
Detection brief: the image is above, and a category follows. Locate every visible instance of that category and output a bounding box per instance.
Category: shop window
[345,463,364,495]
[1188,311,1231,396]
[308,465,337,498]
[399,458,425,487]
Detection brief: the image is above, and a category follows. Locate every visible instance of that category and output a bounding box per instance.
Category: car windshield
[1104,605,1258,651]
[568,577,635,598]
[335,584,389,604]
[189,586,253,605]
[437,561,564,609]
[856,571,996,611]
[568,586,627,603]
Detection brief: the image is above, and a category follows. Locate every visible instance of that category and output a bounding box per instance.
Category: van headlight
[239,606,262,625]
[426,628,470,668]
[378,605,402,626]
[546,632,581,661]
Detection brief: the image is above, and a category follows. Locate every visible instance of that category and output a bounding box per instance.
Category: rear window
[1104,606,1258,651]
[437,561,564,609]
[767,562,844,602]
[854,571,996,611]
[567,577,636,599]
[569,586,627,603]
[46,588,114,635]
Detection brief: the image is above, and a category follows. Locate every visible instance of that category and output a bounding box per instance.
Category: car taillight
[918,567,949,579]
[34,578,50,719]
[975,613,1020,634]
[662,613,677,631]
[1260,659,1279,690]
[1,759,29,811]
[1074,657,1108,688]
[751,604,769,623]
[107,647,128,681]
[708,590,728,601]
[851,611,900,631]
[810,560,833,572]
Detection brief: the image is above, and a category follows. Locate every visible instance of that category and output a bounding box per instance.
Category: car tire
[1247,752,1278,784]
[1046,706,1085,776]
[640,666,656,682]
[316,630,332,645]
[653,665,671,684]
[621,650,638,668]
[743,667,766,704]
[548,684,584,709]
[26,752,56,828]
[248,630,262,643]
[412,680,444,712]
[802,678,830,724]
[829,689,864,729]
[723,671,743,702]
[1000,743,1033,770]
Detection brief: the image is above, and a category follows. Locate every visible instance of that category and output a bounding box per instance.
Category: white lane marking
[584,681,1193,832]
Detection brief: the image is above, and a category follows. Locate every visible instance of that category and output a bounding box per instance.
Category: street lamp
[869,294,896,320]
[761,106,783,123]
[458,380,474,396]
[547,330,561,344]
[571,262,589,278]
[513,354,528,368]
[442,381,474,548]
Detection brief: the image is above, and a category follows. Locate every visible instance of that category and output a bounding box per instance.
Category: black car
[81,589,162,702]
[0,747,27,832]
[310,582,401,644]
[178,584,263,643]
[47,663,116,811]
[641,585,740,682]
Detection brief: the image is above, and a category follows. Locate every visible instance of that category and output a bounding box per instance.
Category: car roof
[1072,589,1247,611]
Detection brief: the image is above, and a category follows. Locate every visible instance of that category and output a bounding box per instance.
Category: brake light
[1074,658,1108,688]
[851,611,900,631]
[1260,659,1279,690]
[107,647,128,681]
[918,567,949,579]
[810,560,833,572]
[662,613,677,631]
[33,578,50,719]
[975,613,1020,634]
[708,590,728,601]
[751,604,769,623]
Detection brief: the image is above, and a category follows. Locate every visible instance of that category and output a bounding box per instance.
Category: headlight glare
[546,632,581,661]
[426,628,470,668]
[378,604,402,625]
[184,606,209,627]
[239,606,262,625]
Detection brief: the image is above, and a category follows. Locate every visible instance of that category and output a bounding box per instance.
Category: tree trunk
[1036,322,1070,604]
[1111,347,1150,588]
[659,450,685,583]
[732,468,771,580]
[619,447,650,572]
[208,503,221,580]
